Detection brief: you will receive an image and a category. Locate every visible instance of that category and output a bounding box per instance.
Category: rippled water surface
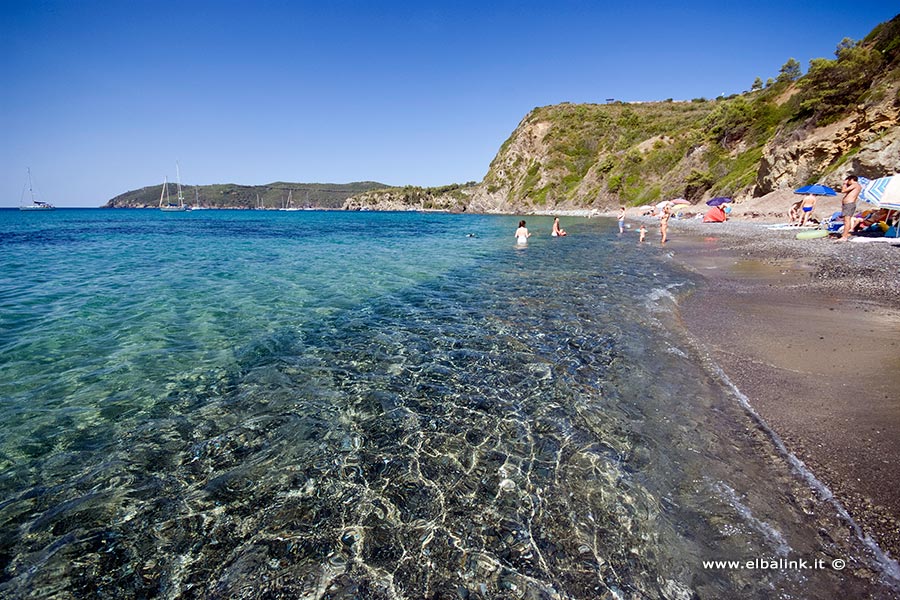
[0,209,896,599]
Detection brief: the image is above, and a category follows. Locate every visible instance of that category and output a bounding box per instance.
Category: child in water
[639,224,647,242]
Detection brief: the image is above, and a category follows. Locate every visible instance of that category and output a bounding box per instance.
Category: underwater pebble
[499,478,516,492]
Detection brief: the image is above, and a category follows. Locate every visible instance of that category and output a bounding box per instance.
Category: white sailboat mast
[27,168,36,204]
[159,177,170,207]
[176,162,184,206]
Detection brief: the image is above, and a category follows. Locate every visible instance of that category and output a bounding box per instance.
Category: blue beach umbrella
[706,197,732,206]
[794,184,837,196]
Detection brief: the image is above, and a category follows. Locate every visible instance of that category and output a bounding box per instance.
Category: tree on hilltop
[835,37,856,55]
[751,77,763,91]
[776,58,802,83]
[796,38,882,124]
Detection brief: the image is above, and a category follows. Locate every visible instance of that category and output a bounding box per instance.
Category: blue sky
[2,1,898,207]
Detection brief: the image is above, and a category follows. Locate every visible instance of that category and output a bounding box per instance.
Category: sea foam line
[689,331,900,588]
[645,277,900,586]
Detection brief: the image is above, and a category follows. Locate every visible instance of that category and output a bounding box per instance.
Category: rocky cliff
[754,87,900,194]
[342,183,477,212]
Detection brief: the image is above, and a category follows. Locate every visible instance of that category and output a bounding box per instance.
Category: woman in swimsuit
[798,194,817,226]
[515,220,530,245]
[659,206,671,244]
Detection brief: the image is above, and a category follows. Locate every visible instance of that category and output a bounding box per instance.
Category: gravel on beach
[656,215,900,570]
[660,217,900,307]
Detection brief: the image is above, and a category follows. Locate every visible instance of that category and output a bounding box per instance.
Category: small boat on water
[159,163,189,212]
[19,168,55,211]
[191,188,209,210]
[281,189,302,211]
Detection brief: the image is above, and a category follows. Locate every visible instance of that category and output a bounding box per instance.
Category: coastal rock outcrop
[755,82,900,194]
[342,184,475,212]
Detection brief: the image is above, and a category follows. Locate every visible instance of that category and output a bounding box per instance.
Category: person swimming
[515,220,530,245]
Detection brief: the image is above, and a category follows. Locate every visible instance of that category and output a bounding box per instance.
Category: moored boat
[19,169,55,210]
[159,163,188,211]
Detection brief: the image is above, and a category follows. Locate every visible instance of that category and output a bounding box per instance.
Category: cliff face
[466,102,719,212]
[755,84,900,193]
[462,82,898,214]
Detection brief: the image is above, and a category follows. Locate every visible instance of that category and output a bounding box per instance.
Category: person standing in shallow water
[659,206,671,244]
[515,220,530,245]
[617,206,626,233]
[639,224,647,242]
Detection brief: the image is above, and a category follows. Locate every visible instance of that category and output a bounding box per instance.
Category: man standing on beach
[840,175,862,241]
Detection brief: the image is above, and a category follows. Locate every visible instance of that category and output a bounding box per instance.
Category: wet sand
[662,228,900,565]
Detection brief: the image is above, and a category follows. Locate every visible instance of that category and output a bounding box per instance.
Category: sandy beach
[646,216,900,566]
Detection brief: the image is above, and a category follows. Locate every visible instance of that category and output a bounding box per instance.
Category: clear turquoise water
[0,209,895,598]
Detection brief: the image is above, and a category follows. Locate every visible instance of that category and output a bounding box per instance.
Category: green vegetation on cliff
[343,182,478,211]
[103,181,388,209]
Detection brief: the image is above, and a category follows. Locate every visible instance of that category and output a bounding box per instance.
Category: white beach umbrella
[860,175,900,211]
[860,175,900,238]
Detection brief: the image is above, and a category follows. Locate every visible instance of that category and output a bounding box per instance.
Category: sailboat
[159,163,188,211]
[191,188,209,210]
[281,189,301,211]
[19,168,55,211]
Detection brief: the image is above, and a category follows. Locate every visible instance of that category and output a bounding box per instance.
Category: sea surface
[0,208,896,599]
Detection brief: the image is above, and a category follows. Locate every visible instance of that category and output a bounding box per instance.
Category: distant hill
[102,181,389,209]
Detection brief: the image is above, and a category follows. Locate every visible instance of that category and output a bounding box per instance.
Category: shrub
[796,40,883,123]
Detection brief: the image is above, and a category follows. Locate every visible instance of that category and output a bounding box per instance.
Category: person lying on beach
[551,217,567,237]
[851,209,890,233]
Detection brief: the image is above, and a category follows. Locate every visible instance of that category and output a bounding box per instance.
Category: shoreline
[653,217,900,567]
